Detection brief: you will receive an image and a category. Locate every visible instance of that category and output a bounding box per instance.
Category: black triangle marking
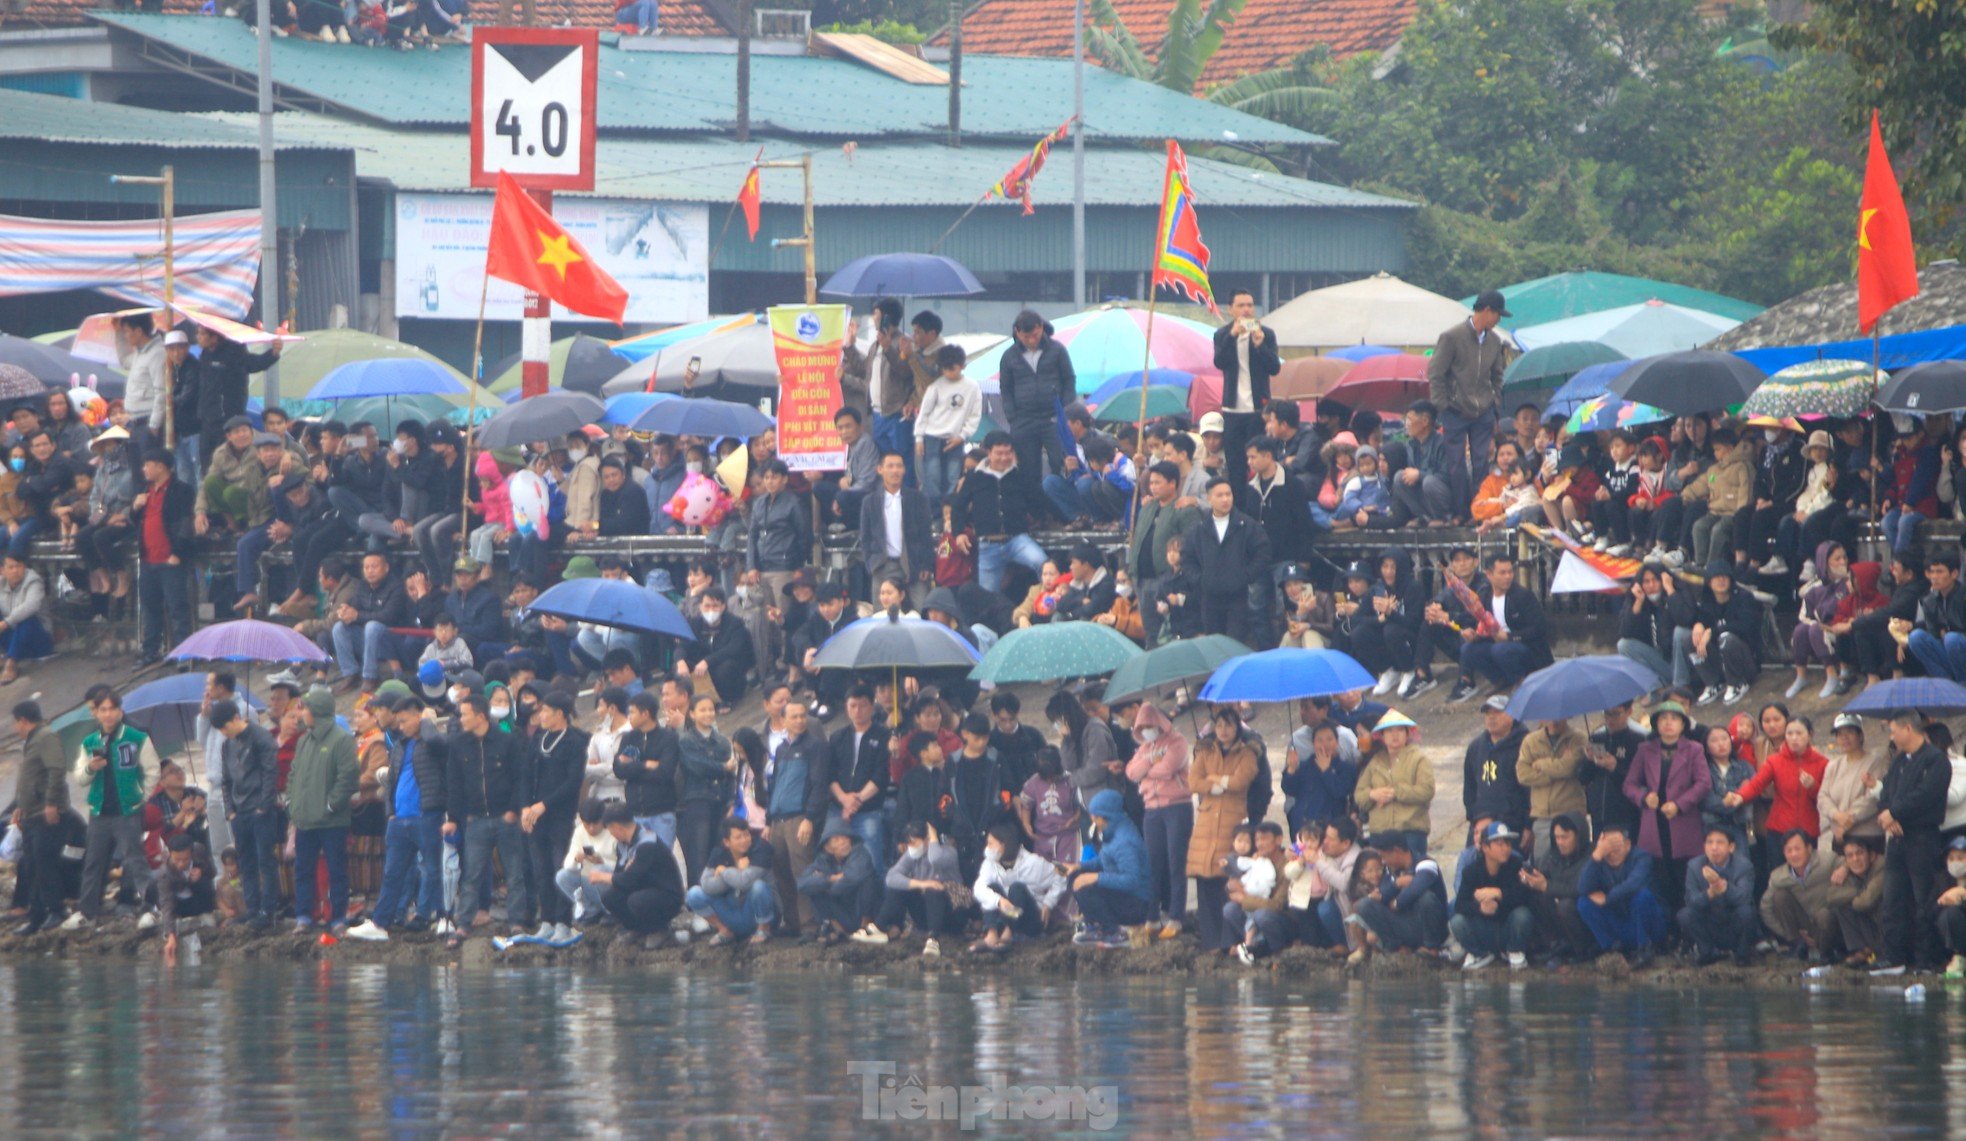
[493,43,578,86]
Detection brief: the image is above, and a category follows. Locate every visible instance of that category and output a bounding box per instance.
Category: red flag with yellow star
[1858,110,1918,334]
[484,171,628,323]
[737,152,763,241]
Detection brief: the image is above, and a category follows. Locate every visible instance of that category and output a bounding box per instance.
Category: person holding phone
[1211,290,1279,487]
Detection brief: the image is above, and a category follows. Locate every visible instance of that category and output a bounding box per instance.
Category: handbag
[934,528,975,587]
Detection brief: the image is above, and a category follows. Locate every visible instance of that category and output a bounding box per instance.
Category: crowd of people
[9,289,1966,980]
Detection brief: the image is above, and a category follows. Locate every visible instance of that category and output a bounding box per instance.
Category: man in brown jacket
[1826,835,1887,964]
[1516,719,1587,857]
[12,699,71,933]
[1681,427,1753,568]
[1427,290,1512,514]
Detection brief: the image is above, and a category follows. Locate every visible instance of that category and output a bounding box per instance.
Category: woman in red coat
[1725,715,1828,875]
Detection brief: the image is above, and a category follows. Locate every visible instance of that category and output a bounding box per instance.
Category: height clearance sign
[470,28,598,191]
[770,304,849,472]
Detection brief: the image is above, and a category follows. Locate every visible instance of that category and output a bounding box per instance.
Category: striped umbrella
[1739,359,1880,420]
[1565,394,1672,436]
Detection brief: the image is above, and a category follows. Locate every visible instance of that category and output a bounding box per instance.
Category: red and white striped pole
[521,188,553,398]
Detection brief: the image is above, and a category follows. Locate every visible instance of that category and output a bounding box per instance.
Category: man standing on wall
[1427,290,1512,520]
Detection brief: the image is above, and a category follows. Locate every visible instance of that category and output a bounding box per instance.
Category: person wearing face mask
[1125,703,1191,940]
[1616,564,1677,694]
[674,587,754,709]
[972,821,1068,953]
[560,429,606,541]
[1933,837,1966,977]
[862,820,965,954]
[1740,417,1806,576]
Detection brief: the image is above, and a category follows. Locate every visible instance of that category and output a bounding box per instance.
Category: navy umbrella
[628,396,775,439]
[1199,648,1375,704]
[820,252,983,299]
[1843,677,1966,717]
[1503,655,1658,722]
[1606,350,1766,415]
[1875,361,1966,416]
[123,673,264,756]
[525,577,694,640]
[471,390,606,449]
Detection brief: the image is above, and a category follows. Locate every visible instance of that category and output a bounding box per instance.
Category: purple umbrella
[167,619,331,664]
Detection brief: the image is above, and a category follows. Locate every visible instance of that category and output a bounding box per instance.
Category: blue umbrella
[629,397,774,439]
[305,358,471,400]
[525,578,694,640]
[123,674,264,756]
[1546,359,1637,418]
[602,391,678,426]
[1326,344,1399,363]
[1198,648,1374,703]
[820,252,984,298]
[1085,368,1195,408]
[1843,677,1966,717]
[1503,656,1658,722]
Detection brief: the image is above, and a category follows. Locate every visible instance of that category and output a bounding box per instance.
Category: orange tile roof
[931,0,1417,89]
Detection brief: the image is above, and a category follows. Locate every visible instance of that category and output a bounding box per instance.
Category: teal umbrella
[1503,341,1627,390]
[968,622,1143,685]
[52,703,100,760]
[1103,635,1252,704]
[1093,385,1188,423]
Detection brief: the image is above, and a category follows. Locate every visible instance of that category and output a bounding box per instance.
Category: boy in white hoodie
[914,343,982,510]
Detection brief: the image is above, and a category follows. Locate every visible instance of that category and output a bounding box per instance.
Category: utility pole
[762,154,815,303]
[946,0,961,147]
[736,0,753,143]
[108,166,176,447]
[1071,0,1085,308]
[255,0,282,406]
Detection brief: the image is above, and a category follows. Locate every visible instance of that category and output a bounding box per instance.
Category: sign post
[470,27,598,398]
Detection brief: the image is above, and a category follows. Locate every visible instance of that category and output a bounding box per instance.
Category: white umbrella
[1268,272,1479,351]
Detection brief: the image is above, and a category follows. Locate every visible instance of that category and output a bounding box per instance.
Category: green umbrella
[280,392,473,436]
[1738,359,1880,420]
[251,328,467,401]
[1092,385,1188,423]
[968,622,1143,685]
[1102,634,1252,704]
[1503,341,1626,390]
[51,703,100,761]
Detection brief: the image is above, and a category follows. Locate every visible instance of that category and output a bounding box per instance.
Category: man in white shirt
[858,451,932,606]
[1210,290,1279,486]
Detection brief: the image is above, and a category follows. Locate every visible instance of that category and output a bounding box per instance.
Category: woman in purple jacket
[1624,701,1711,913]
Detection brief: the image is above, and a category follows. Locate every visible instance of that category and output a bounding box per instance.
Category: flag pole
[1869,317,1882,526]
[461,269,490,558]
[928,194,989,255]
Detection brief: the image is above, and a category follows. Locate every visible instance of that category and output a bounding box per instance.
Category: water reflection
[0,962,1951,1136]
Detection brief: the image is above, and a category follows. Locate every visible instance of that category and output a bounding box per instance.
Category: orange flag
[1858,110,1918,334]
[738,151,763,241]
[484,171,628,323]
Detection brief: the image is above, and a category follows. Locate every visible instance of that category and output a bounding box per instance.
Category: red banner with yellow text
[769,303,849,471]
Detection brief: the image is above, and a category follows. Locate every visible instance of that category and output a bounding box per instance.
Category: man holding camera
[1212,290,1280,487]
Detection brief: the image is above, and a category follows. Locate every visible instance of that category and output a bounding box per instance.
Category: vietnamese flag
[738,153,763,241]
[484,171,628,323]
[1858,110,1919,334]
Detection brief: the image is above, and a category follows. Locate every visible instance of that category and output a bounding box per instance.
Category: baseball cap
[1481,821,1520,845]
[1198,411,1225,435]
[1473,290,1512,317]
[266,670,304,695]
[1479,694,1510,714]
[1950,836,1966,853]
[1832,713,1864,733]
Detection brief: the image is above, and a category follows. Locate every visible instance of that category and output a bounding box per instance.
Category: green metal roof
[99,13,1322,146]
[207,113,1404,210]
[0,85,334,150]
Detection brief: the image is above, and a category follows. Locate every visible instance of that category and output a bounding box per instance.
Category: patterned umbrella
[974,305,1221,395]
[0,363,44,401]
[1739,359,1880,420]
[968,622,1143,684]
[1565,394,1672,436]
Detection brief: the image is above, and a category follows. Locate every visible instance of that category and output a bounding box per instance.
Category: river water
[0,960,1953,1136]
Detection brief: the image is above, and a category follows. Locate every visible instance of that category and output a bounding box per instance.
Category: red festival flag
[484,171,628,323]
[1858,110,1919,334]
[737,151,763,241]
[1151,140,1218,317]
[988,117,1075,215]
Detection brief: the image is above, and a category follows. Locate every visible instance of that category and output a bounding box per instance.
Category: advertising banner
[769,302,849,472]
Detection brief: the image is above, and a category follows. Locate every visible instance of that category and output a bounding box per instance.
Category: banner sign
[394,193,707,324]
[769,302,849,471]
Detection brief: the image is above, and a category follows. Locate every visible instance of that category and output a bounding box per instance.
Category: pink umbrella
[1327,353,1430,412]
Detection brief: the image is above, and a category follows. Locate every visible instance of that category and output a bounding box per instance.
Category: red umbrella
[1327,353,1430,412]
[1271,355,1352,401]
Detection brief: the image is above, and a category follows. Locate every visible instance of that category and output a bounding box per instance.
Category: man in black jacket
[132,450,198,666]
[194,327,279,465]
[826,685,891,868]
[595,802,685,937]
[1181,477,1272,644]
[520,691,590,941]
[1450,821,1537,970]
[795,582,854,719]
[1462,699,1529,834]
[367,695,448,934]
[1674,561,1763,708]
[213,697,282,928]
[1212,290,1280,486]
[1907,552,1966,683]
[613,690,681,845]
[332,553,411,693]
[1241,436,1312,572]
[997,309,1075,484]
[675,587,755,707]
[947,432,1048,595]
[1875,711,1951,973]
[443,694,529,942]
[1054,544,1117,624]
[1451,554,1555,702]
[1852,553,1924,686]
[859,450,934,606]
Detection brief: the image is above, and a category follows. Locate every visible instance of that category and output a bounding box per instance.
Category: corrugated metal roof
[97,13,1323,145]
[203,112,1401,211]
[0,85,337,150]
